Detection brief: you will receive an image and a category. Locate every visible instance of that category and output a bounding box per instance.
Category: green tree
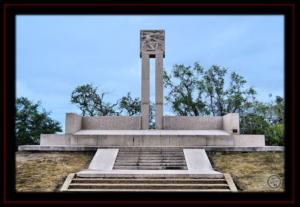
[164,63,256,116]
[71,84,118,116]
[240,95,285,146]
[203,65,227,115]
[272,95,285,124]
[226,72,256,115]
[118,92,141,116]
[240,113,269,135]
[16,97,62,149]
[163,63,208,116]
[164,62,284,146]
[266,124,284,146]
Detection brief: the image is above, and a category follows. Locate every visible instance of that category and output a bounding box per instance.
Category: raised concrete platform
[72,129,234,147]
[74,129,231,136]
[18,145,284,152]
[39,130,265,148]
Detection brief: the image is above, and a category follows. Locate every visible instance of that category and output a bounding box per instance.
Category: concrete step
[61,173,237,192]
[113,166,187,170]
[117,154,184,156]
[68,183,229,189]
[114,163,187,166]
[114,162,186,165]
[118,158,185,160]
[66,189,231,192]
[72,178,227,184]
[114,160,186,163]
[114,148,187,170]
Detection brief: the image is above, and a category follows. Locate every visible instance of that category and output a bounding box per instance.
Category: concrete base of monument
[18,145,284,152]
[35,130,266,148]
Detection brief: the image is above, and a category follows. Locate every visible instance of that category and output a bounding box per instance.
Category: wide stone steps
[61,174,235,192]
[113,148,188,170]
[71,178,227,184]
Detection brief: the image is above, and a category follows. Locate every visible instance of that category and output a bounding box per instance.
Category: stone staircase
[60,147,238,192]
[113,148,187,170]
[61,173,236,192]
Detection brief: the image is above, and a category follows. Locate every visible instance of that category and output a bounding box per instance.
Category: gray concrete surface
[88,149,119,170]
[82,116,141,130]
[233,134,265,146]
[65,113,82,134]
[223,113,240,134]
[74,129,231,136]
[163,116,223,130]
[40,134,70,145]
[141,52,150,129]
[18,145,284,152]
[155,52,164,129]
[183,149,220,174]
[76,170,224,178]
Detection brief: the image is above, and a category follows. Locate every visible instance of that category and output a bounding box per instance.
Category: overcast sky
[16,15,284,131]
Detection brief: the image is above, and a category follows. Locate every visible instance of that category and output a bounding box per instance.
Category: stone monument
[140,30,165,129]
[19,29,267,150]
[17,29,275,192]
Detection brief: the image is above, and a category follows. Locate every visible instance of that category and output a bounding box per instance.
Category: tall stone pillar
[141,53,150,129]
[155,52,164,129]
[140,30,165,129]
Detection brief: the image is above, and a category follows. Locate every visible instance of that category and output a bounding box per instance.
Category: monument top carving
[140,30,165,58]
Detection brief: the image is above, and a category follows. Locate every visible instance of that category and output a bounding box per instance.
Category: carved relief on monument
[140,30,165,57]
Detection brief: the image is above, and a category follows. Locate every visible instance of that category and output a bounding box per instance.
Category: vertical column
[141,53,150,129]
[155,52,164,129]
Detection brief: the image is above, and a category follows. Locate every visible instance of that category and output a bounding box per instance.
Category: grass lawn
[16,152,94,192]
[16,151,284,192]
[209,152,284,192]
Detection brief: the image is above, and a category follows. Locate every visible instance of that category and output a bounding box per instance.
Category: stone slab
[141,104,149,129]
[155,104,163,130]
[65,113,82,134]
[206,136,234,146]
[77,136,97,146]
[233,135,265,146]
[183,149,220,174]
[223,113,240,134]
[74,129,231,136]
[82,116,141,130]
[140,30,165,58]
[163,116,223,130]
[76,170,224,179]
[40,134,70,145]
[18,145,284,152]
[155,53,164,104]
[88,149,119,170]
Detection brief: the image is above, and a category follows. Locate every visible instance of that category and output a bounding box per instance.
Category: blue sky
[16,15,284,131]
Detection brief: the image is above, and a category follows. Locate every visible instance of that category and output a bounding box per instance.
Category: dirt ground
[16,151,284,192]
